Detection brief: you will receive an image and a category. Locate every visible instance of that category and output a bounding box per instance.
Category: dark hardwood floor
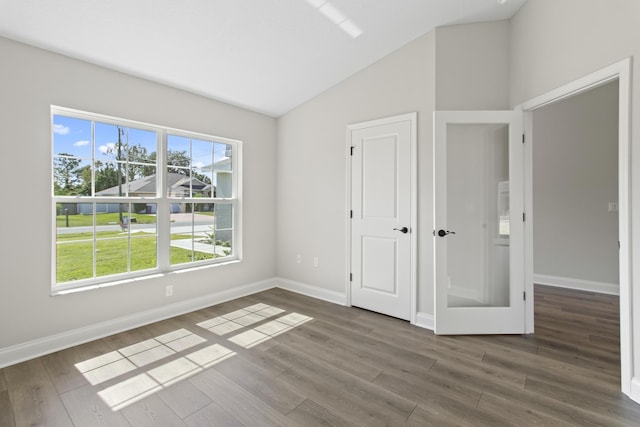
[1,284,637,426]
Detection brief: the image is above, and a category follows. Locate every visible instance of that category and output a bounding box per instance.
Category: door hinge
[350,210,353,219]
[523,291,526,301]
[349,273,353,282]
[523,212,526,222]
[522,134,525,143]
[350,146,354,156]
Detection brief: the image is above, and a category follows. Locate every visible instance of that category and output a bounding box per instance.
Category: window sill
[51,258,241,296]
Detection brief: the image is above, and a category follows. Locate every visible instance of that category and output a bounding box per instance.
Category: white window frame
[51,106,242,294]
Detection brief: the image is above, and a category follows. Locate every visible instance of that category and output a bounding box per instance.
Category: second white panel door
[434,110,524,334]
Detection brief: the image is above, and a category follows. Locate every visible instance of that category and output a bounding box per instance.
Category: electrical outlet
[166,285,173,297]
[313,257,319,268]
[296,254,302,264]
[609,202,618,212]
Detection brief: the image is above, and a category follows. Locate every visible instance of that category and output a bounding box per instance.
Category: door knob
[437,229,456,237]
[393,227,409,234]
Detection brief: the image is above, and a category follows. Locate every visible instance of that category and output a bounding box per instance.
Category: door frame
[345,112,418,324]
[518,57,632,396]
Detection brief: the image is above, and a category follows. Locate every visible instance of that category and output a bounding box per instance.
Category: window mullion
[93,201,97,279]
[156,129,170,270]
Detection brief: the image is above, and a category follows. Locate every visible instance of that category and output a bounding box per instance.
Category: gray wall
[533,81,619,285]
[0,36,277,350]
[509,0,640,395]
[276,30,436,313]
[435,21,510,110]
[276,20,510,316]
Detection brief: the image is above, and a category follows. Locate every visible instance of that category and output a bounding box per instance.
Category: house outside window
[51,106,241,293]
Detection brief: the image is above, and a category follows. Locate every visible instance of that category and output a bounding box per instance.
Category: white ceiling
[0,0,526,117]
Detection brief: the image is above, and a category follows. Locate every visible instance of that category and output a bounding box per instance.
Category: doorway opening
[521,57,632,396]
[530,80,621,382]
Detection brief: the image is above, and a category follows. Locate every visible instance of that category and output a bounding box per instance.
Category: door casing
[519,57,633,398]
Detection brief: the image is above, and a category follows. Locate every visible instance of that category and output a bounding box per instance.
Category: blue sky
[53,115,157,162]
[53,115,231,172]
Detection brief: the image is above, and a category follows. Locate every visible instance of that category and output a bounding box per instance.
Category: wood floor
[1,284,638,426]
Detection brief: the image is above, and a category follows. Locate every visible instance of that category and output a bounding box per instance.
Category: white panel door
[349,113,415,321]
[434,111,524,334]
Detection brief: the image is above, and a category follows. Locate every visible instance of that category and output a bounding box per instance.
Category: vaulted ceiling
[0,0,526,116]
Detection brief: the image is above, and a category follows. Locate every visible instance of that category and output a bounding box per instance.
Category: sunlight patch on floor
[75,328,205,386]
[228,313,314,349]
[74,303,313,411]
[196,303,286,335]
[98,343,236,410]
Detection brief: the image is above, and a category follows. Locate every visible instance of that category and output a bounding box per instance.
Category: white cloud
[53,124,70,135]
[74,140,90,147]
[99,142,116,154]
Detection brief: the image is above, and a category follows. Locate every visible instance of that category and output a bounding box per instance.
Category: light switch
[608,202,618,212]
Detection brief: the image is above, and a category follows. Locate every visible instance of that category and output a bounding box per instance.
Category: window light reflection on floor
[98,344,236,411]
[195,302,286,335]
[228,313,313,349]
[75,328,206,386]
[74,303,313,411]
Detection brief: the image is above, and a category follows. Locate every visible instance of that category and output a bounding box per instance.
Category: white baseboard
[0,278,277,369]
[631,377,640,404]
[415,312,434,331]
[275,277,347,306]
[534,274,619,296]
[0,276,405,369]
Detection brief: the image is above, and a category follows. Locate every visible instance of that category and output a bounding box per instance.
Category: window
[52,107,241,292]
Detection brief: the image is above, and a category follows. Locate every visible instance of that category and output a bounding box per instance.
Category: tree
[167,150,191,174]
[166,150,211,184]
[53,154,82,195]
[77,165,92,195]
[126,143,154,180]
[95,161,123,193]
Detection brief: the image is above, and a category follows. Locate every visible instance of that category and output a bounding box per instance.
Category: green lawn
[56,236,159,282]
[56,234,225,283]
